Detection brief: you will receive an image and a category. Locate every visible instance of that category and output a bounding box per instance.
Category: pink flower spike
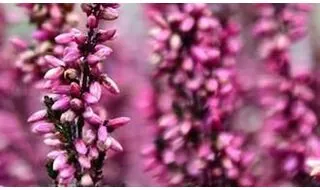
[44,55,66,67]
[101,74,120,94]
[53,154,68,171]
[106,117,130,130]
[75,139,88,155]
[31,122,54,134]
[44,67,64,80]
[55,33,74,44]
[28,109,47,123]
[52,96,71,111]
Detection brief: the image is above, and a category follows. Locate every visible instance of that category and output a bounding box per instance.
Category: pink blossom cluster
[252,3,320,185]
[141,4,255,186]
[11,4,77,84]
[27,3,129,186]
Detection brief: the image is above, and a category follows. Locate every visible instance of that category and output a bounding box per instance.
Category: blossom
[11,4,77,85]
[252,3,317,185]
[142,4,254,186]
[27,3,128,186]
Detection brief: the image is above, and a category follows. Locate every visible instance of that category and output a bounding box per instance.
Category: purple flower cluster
[253,3,319,185]
[142,4,255,186]
[27,3,129,186]
[11,4,77,84]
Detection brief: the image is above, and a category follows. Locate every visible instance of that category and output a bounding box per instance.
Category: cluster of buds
[27,4,129,186]
[142,4,255,186]
[252,3,319,185]
[11,4,77,84]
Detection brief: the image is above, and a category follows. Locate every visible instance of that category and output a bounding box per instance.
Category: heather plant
[141,3,256,186]
[252,3,320,186]
[26,3,129,186]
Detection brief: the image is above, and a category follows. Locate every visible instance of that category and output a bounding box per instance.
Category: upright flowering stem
[252,4,318,185]
[142,4,255,186]
[27,3,129,186]
[11,4,77,85]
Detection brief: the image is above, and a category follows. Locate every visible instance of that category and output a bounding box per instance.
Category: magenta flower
[27,3,129,186]
[11,4,77,85]
[142,4,255,186]
[252,3,319,185]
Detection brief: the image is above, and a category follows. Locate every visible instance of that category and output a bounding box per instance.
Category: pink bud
[100,7,118,20]
[10,37,28,51]
[32,30,49,41]
[191,46,208,63]
[81,4,92,14]
[63,51,81,63]
[52,96,71,111]
[53,154,68,171]
[163,150,175,164]
[31,122,54,134]
[44,67,64,80]
[44,138,62,146]
[87,15,97,28]
[55,33,74,44]
[180,121,192,135]
[205,79,218,92]
[94,46,113,58]
[84,129,96,144]
[78,156,91,169]
[141,145,156,156]
[87,54,101,65]
[44,55,66,67]
[98,29,116,42]
[83,107,102,126]
[52,85,71,94]
[180,16,195,32]
[61,109,76,123]
[101,74,120,94]
[81,174,93,186]
[98,125,108,142]
[28,109,47,123]
[70,98,84,111]
[89,82,102,100]
[70,82,81,97]
[89,147,99,159]
[83,92,99,104]
[106,117,130,130]
[110,137,123,152]
[59,166,75,179]
[47,150,65,159]
[75,139,88,155]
